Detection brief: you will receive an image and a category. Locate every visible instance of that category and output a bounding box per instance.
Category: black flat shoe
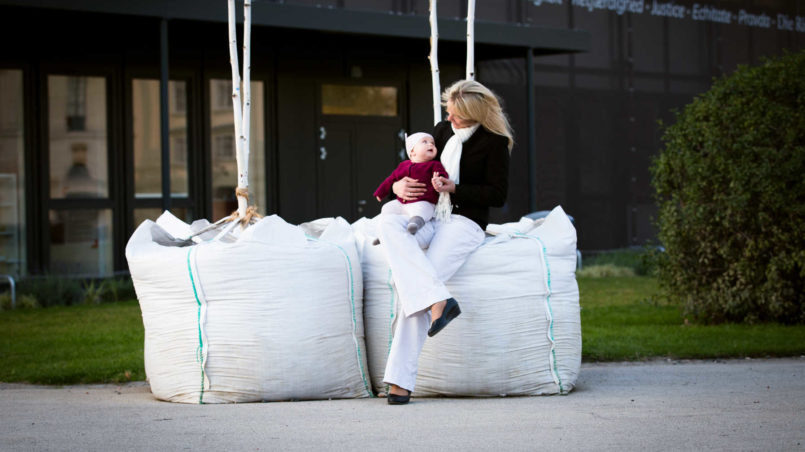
[427,297,461,337]
[387,390,410,405]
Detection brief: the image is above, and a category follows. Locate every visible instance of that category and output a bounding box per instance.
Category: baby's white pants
[380,199,436,222]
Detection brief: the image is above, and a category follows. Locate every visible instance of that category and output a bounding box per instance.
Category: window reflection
[321,84,398,116]
[49,209,112,277]
[66,77,87,131]
[0,69,26,276]
[49,75,108,199]
[210,79,265,220]
[212,80,232,111]
[172,82,186,114]
[132,79,189,198]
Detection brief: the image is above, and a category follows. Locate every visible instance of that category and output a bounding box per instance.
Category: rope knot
[229,188,262,227]
[228,206,262,227]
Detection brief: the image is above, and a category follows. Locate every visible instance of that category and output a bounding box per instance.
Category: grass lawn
[580,276,805,361]
[1,276,804,384]
[0,301,144,385]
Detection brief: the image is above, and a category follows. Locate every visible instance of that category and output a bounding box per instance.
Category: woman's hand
[432,172,455,193]
[392,177,427,202]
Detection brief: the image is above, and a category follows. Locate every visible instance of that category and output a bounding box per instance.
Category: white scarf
[435,123,479,222]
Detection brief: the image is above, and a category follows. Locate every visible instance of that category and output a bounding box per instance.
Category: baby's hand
[375,196,382,202]
[432,172,443,188]
[432,173,455,193]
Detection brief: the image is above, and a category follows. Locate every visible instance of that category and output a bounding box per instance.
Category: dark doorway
[316,81,405,222]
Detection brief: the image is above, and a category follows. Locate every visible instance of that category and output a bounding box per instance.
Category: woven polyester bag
[126,213,372,403]
[354,206,581,396]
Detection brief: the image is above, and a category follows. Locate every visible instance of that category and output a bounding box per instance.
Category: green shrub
[101,277,136,302]
[17,275,84,307]
[13,275,136,308]
[651,51,805,324]
[82,280,105,305]
[0,293,40,310]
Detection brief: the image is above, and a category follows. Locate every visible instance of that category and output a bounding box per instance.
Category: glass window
[66,77,87,131]
[321,84,398,117]
[49,208,113,276]
[573,10,613,69]
[214,134,234,159]
[210,79,266,220]
[132,79,190,198]
[435,0,463,19]
[632,14,665,73]
[668,19,706,76]
[0,69,26,276]
[212,80,232,111]
[49,75,108,199]
[172,82,187,114]
[343,0,393,12]
[720,24,750,75]
[476,0,508,23]
[525,2,567,28]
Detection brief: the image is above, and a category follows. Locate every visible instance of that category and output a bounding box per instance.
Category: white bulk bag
[126,213,372,403]
[354,206,581,396]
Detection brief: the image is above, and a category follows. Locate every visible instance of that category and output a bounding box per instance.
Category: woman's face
[446,99,476,129]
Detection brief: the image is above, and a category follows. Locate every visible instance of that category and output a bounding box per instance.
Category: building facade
[0,0,802,277]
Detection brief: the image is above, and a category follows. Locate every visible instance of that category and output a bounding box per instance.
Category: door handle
[320,146,327,160]
[399,129,407,160]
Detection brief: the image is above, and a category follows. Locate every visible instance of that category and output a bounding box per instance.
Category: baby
[374,132,448,235]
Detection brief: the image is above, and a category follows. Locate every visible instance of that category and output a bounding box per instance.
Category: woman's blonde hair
[442,80,514,151]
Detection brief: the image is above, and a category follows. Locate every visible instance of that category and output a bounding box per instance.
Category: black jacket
[433,121,510,230]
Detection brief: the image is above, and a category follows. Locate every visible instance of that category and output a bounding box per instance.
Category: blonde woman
[378,80,514,404]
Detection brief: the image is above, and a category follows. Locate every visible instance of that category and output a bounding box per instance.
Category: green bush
[82,280,105,305]
[100,277,136,302]
[14,275,137,308]
[651,51,805,324]
[17,275,84,307]
[0,293,39,310]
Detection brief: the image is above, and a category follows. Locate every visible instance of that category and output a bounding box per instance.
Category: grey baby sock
[407,216,425,235]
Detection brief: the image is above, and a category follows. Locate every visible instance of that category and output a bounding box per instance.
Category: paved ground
[1,358,804,451]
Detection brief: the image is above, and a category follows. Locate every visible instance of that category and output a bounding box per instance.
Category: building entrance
[316,82,405,222]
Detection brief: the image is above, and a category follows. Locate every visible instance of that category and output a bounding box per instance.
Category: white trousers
[380,199,436,222]
[378,213,484,392]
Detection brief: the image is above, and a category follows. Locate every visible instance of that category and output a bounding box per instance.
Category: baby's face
[408,137,437,163]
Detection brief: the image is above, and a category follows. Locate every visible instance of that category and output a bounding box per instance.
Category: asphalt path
[1,358,804,451]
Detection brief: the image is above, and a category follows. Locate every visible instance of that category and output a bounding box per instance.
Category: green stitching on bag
[186,247,206,404]
[516,233,565,394]
[306,234,374,398]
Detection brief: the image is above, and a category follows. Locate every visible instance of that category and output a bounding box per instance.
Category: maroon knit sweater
[373,160,448,204]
